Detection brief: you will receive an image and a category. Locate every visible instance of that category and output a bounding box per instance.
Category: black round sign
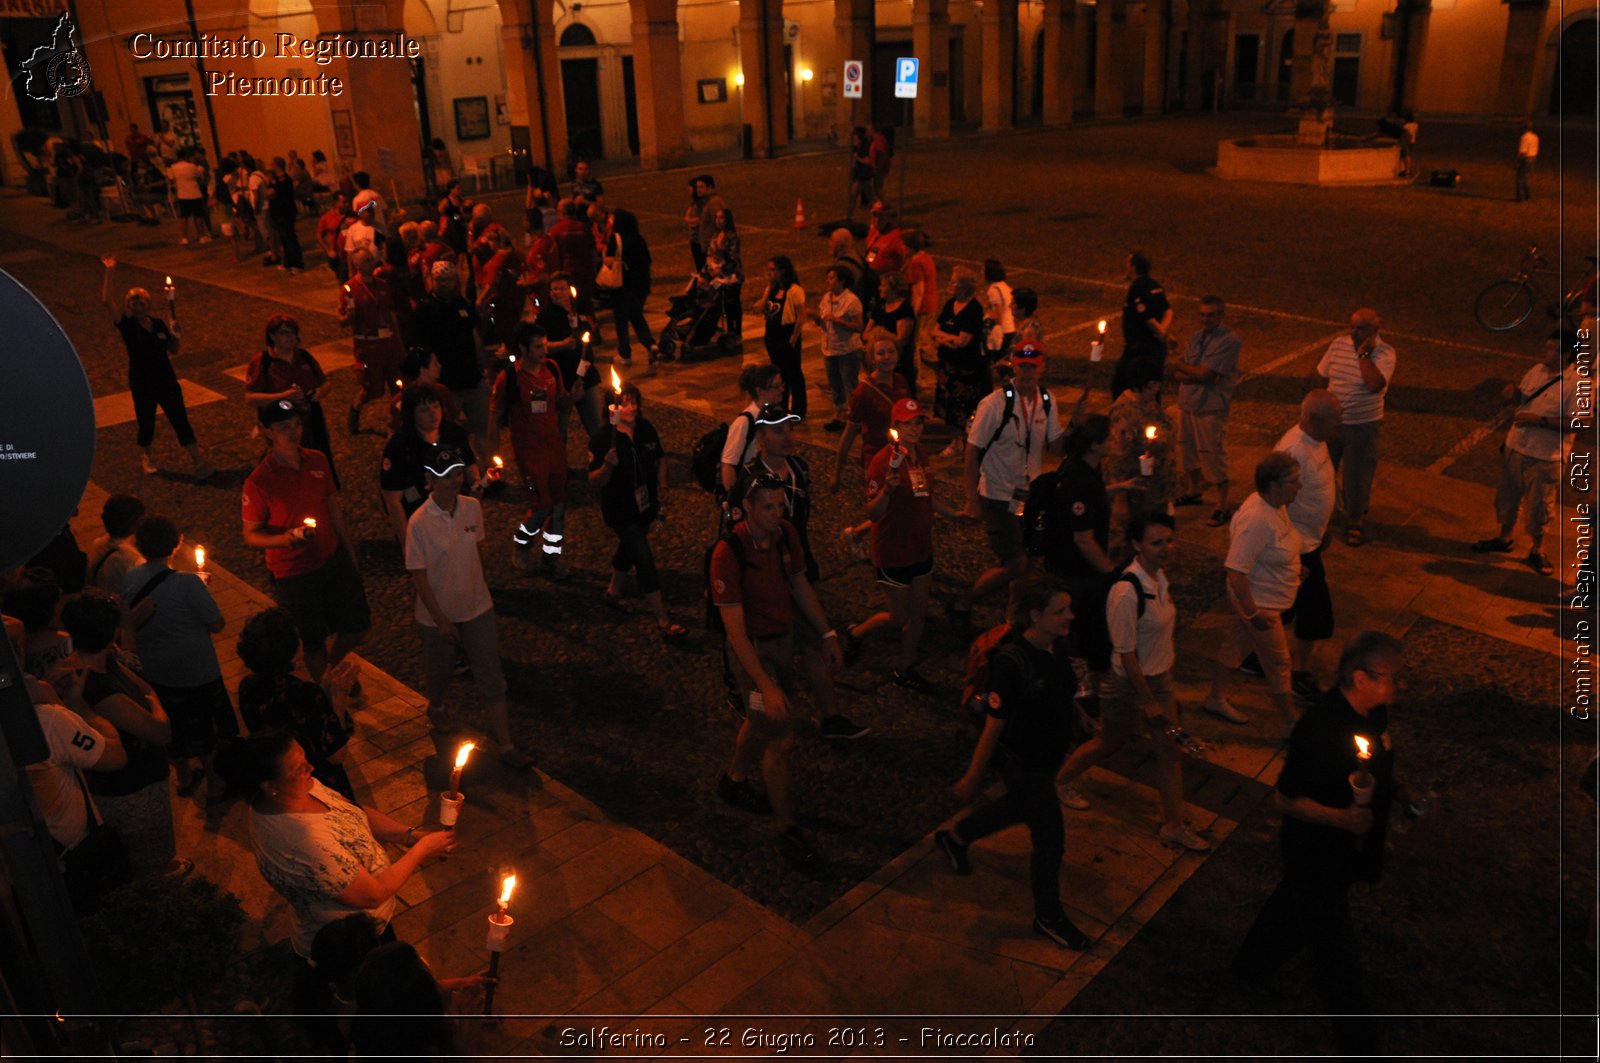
[0,269,96,570]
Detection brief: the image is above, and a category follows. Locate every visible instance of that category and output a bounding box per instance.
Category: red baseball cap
[891,398,925,422]
[1011,344,1046,364]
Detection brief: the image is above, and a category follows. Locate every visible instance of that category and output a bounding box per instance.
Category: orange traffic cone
[793,198,805,229]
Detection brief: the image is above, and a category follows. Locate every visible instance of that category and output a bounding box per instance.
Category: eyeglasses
[749,474,788,493]
[1361,668,1407,686]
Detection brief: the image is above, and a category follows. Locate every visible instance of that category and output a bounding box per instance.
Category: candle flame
[301,517,317,529]
[1097,319,1107,335]
[498,873,517,907]
[889,427,900,443]
[194,546,205,569]
[164,275,173,286]
[493,455,504,469]
[1144,425,1158,442]
[609,366,623,394]
[1354,735,1371,759]
[394,378,403,389]
[568,284,578,299]
[453,741,477,770]
[581,330,591,345]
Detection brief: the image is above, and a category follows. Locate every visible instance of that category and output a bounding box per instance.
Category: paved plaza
[5,111,1595,1056]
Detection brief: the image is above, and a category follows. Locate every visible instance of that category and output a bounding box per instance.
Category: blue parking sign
[894,56,918,99]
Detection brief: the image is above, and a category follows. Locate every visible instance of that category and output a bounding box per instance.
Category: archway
[1550,17,1597,116]
[559,23,603,161]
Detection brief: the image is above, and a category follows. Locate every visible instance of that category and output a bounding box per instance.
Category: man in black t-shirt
[1233,631,1406,1055]
[1113,250,1172,399]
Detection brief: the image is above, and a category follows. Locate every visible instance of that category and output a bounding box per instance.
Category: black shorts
[1283,547,1334,642]
[274,548,372,645]
[981,497,1025,562]
[875,557,934,588]
[177,198,206,219]
[1065,574,1112,673]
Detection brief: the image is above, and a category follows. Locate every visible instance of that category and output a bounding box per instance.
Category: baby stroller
[656,278,738,363]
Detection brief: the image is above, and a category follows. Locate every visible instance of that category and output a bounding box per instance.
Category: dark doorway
[949,32,965,125]
[870,42,905,132]
[1331,56,1359,106]
[560,58,603,161]
[1278,30,1294,90]
[621,56,639,155]
[783,42,796,141]
[410,56,433,162]
[1234,34,1259,89]
[1032,28,1045,117]
[1552,18,1598,116]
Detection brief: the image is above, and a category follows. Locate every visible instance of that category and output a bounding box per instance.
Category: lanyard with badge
[1008,393,1039,511]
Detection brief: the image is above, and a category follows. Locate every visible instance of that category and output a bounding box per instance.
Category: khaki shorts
[1220,612,1293,696]
[1179,409,1229,484]
[726,630,797,720]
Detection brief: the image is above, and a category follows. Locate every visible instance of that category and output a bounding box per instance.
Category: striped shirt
[1317,335,1396,426]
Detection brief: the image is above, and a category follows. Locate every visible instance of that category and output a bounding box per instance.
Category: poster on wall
[331,109,356,158]
[697,79,727,104]
[455,96,490,140]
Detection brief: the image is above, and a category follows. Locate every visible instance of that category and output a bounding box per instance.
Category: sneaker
[934,830,970,875]
[1033,914,1091,950]
[141,453,158,475]
[818,714,870,740]
[1203,697,1249,724]
[1159,822,1212,852]
[837,626,861,666]
[347,407,361,435]
[545,554,571,581]
[778,826,820,868]
[511,546,536,572]
[1058,783,1091,810]
[824,418,845,433]
[717,774,772,815]
[1290,671,1321,701]
[1527,550,1554,576]
[891,667,939,696]
[1236,653,1265,678]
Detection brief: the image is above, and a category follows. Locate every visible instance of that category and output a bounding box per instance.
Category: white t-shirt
[167,160,203,200]
[817,289,864,358]
[405,494,494,625]
[967,386,1062,510]
[1275,424,1336,545]
[720,402,761,469]
[1226,492,1302,611]
[249,779,396,958]
[342,219,378,259]
[1519,130,1539,159]
[1506,363,1578,462]
[88,536,144,597]
[1107,560,1177,678]
[28,700,112,850]
[985,281,1015,350]
[1317,335,1396,426]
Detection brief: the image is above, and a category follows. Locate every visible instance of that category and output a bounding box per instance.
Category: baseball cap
[891,397,925,422]
[430,260,457,282]
[352,190,380,214]
[423,447,466,478]
[1011,344,1045,364]
[257,398,306,427]
[754,403,801,427]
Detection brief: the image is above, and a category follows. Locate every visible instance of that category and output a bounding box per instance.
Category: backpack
[959,622,1021,719]
[983,383,1052,452]
[1112,567,1151,619]
[690,411,756,495]
[703,524,793,635]
[1021,466,1062,557]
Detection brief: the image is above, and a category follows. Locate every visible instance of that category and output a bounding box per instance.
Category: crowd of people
[8,126,1591,1053]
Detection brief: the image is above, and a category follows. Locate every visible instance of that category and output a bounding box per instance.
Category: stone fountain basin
[1216,134,1403,186]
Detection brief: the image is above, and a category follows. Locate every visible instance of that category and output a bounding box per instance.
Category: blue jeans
[825,349,862,413]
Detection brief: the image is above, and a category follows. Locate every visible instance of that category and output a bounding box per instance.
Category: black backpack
[1021,467,1062,557]
[983,383,1053,452]
[703,524,793,634]
[690,411,755,495]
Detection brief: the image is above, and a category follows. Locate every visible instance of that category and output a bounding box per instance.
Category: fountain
[1215,2,1403,186]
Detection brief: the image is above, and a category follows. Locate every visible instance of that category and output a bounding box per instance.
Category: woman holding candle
[245,313,339,488]
[99,256,215,481]
[831,334,910,494]
[215,732,456,1026]
[534,272,603,439]
[588,383,685,640]
[756,255,808,419]
[1105,358,1176,551]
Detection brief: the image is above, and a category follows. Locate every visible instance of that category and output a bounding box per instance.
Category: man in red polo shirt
[490,322,580,579]
[711,478,844,869]
[242,399,371,682]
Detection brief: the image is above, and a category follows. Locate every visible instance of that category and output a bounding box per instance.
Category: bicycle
[1474,245,1594,332]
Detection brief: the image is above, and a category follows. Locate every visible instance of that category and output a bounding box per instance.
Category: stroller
[656,276,739,363]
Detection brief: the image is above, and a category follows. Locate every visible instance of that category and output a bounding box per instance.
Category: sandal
[603,593,635,615]
[1174,493,1205,507]
[1205,508,1231,528]
[164,858,195,879]
[658,621,689,642]
[1345,526,1366,547]
[1472,537,1515,553]
[1527,551,1554,576]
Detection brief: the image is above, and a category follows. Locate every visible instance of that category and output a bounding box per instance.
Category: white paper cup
[439,791,464,826]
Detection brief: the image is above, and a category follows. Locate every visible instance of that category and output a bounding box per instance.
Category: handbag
[595,234,624,290]
[59,772,132,914]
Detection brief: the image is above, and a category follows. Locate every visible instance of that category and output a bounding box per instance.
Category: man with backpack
[711,477,844,868]
[950,345,1063,638]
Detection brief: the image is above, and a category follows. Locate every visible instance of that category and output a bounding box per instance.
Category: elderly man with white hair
[1316,308,1396,547]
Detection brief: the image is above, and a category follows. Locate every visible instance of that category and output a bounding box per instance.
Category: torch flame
[194,546,205,569]
[302,517,317,529]
[165,275,173,286]
[453,741,477,770]
[609,366,623,394]
[498,873,517,908]
[1097,319,1107,335]
[889,428,900,443]
[568,284,578,299]
[1354,735,1371,760]
[493,455,504,469]
[394,379,403,390]
[1144,425,1158,442]
[581,329,592,345]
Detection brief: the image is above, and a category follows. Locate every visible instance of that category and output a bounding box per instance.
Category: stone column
[911,0,952,140]
[629,3,688,170]
[499,0,567,173]
[833,0,875,145]
[978,0,1018,132]
[313,0,426,199]
[737,0,788,156]
[1094,0,1125,119]
[1140,0,1165,114]
[1039,0,1076,126]
[1493,0,1548,117]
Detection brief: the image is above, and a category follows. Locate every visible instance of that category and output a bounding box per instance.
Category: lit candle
[301,516,317,531]
[194,545,205,571]
[1089,319,1106,362]
[448,740,476,796]
[1349,735,1375,805]
[393,378,404,390]
[888,426,905,468]
[164,275,177,324]
[1139,425,1157,477]
[488,454,504,482]
[483,872,517,1016]
[576,329,592,378]
[568,284,578,300]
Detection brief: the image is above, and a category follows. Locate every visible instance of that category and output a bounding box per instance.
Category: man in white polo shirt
[1317,308,1395,547]
[1276,390,1343,700]
[952,345,1063,636]
[405,447,531,770]
[1472,331,1580,576]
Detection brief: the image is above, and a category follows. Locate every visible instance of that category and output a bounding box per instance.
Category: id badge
[908,466,929,497]
[634,485,651,513]
[529,388,548,415]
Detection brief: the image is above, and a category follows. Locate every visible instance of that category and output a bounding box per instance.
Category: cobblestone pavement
[3,110,1592,1051]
